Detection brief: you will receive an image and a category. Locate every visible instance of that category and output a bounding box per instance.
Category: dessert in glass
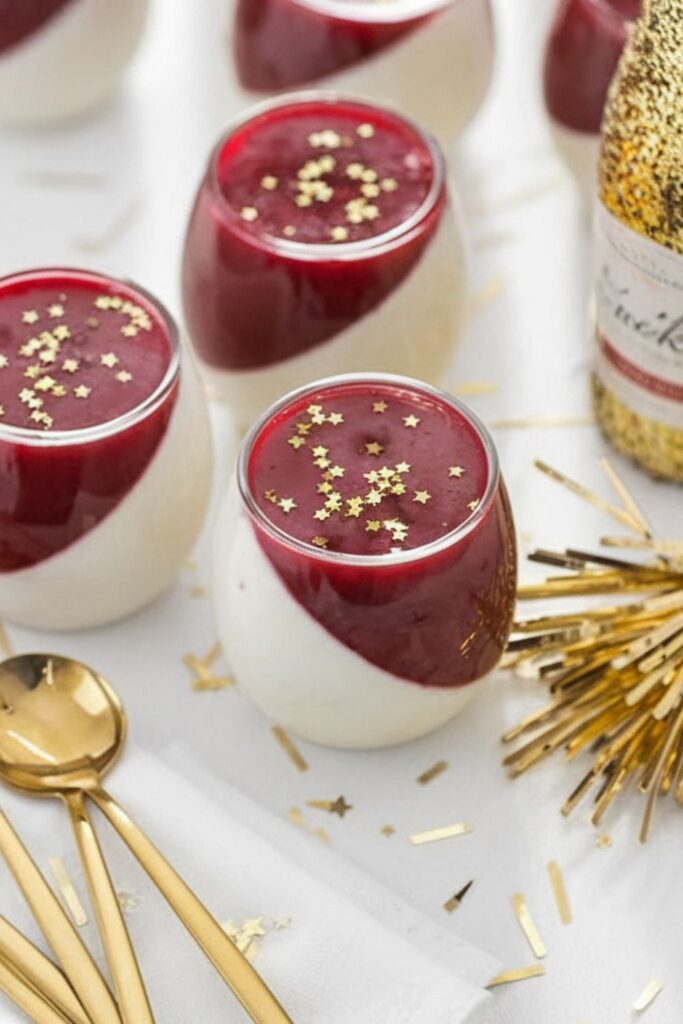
[214,373,517,749]
[0,267,212,631]
[544,0,640,201]
[230,0,494,144]
[182,93,466,431]
[0,0,149,127]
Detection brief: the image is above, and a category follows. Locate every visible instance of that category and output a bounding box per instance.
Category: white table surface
[1,0,681,1020]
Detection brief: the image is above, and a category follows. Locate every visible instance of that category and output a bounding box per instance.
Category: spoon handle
[0,916,91,1024]
[90,788,296,1024]
[0,952,79,1024]
[0,810,120,1024]
[64,792,155,1024]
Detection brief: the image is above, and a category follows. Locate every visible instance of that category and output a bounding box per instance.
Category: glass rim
[237,372,502,569]
[206,89,447,262]
[0,267,181,448]
[285,0,459,25]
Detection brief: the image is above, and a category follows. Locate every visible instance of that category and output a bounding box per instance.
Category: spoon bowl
[0,654,124,793]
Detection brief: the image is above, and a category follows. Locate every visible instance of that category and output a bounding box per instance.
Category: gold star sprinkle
[261,175,278,190]
[317,481,332,495]
[34,376,56,393]
[307,796,353,818]
[283,225,297,237]
[449,466,465,478]
[100,352,119,368]
[116,371,133,383]
[328,464,345,477]
[52,325,70,341]
[403,415,420,428]
[330,226,348,242]
[312,445,329,457]
[381,825,396,837]
[264,489,278,503]
[121,324,139,338]
[274,916,291,930]
[468,499,481,512]
[314,509,331,521]
[51,384,67,398]
[413,490,432,505]
[22,310,39,324]
[288,436,306,450]
[365,441,384,456]
[357,123,375,138]
[19,388,34,403]
[372,400,387,413]
[241,206,258,222]
[596,834,612,849]
[47,304,64,318]
[365,491,382,507]
[381,178,398,192]
[365,520,382,533]
[39,350,56,364]
[62,359,79,373]
[296,194,313,208]
[24,365,40,379]
[278,497,297,513]
[0,355,8,369]
[395,461,410,474]
[345,497,364,518]
[73,385,91,399]
[311,536,329,549]
[327,412,344,426]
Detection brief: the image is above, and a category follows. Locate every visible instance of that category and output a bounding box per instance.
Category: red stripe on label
[599,334,683,403]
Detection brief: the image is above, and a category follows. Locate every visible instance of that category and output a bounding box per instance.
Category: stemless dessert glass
[213,373,517,749]
[229,0,494,144]
[182,92,466,431]
[0,0,149,126]
[0,267,212,631]
[544,0,641,200]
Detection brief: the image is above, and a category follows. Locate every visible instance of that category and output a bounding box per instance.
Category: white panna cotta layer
[232,0,494,146]
[550,121,600,205]
[0,0,148,127]
[205,203,467,431]
[214,506,477,750]
[0,355,212,632]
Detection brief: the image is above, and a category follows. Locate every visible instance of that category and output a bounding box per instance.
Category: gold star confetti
[22,310,39,324]
[100,352,119,368]
[547,861,572,925]
[273,916,291,930]
[487,966,545,989]
[307,796,353,818]
[328,463,345,476]
[366,520,382,532]
[47,304,64,318]
[272,726,309,772]
[395,461,411,474]
[633,980,663,1012]
[311,536,329,549]
[34,376,56,393]
[317,481,332,495]
[118,892,139,913]
[417,761,449,785]
[312,445,329,457]
[596,834,612,849]
[296,194,313,208]
[278,497,297,513]
[356,122,375,138]
[365,441,384,456]
[62,359,79,373]
[512,894,546,959]
[403,415,420,428]
[327,413,344,426]
[449,466,465,478]
[314,509,331,521]
[261,175,278,190]
[116,370,133,383]
[283,225,297,237]
[413,490,432,505]
[241,206,258,222]
[381,825,396,837]
[410,823,473,846]
[52,324,70,341]
[468,499,481,512]
[0,355,8,369]
[51,385,67,398]
[372,401,387,413]
[184,642,234,692]
[345,497,364,518]
[39,349,56,364]
[48,858,88,927]
[19,388,35,403]
[444,880,474,914]
[330,226,349,242]
[73,385,91,399]
[121,324,139,338]
[288,436,306,450]
[381,177,398,192]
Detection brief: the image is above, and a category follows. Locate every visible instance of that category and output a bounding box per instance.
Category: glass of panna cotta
[182,93,466,432]
[230,0,494,145]
[544,0,640,201]
[0,267,212,631]
[0,0,148,127]
[214,373,517,749]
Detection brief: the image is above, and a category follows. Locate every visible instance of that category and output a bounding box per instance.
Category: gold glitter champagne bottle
[593,0,683,480]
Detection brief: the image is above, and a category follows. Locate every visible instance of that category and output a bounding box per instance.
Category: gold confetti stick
[48,857,88,927]
[512,894,546,958]
[272,726,309,772]
[417,761,449,785]
[410,823,472,846]
[633,979,663,1011]
[546,861,572,924]
[534,460,644,534]
[489,415,595,431]
[454,381,499,397]
[487,965,545,988]
[444,880,474,913]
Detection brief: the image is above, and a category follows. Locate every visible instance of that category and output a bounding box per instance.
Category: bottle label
[594,202,683,429]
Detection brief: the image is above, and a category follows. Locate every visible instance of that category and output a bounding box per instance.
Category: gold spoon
[0,917,91,1024]
[0,951,81,1024]
[0,808,119,1024]
[0,656,155,1024]
[0,654,295,1024]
